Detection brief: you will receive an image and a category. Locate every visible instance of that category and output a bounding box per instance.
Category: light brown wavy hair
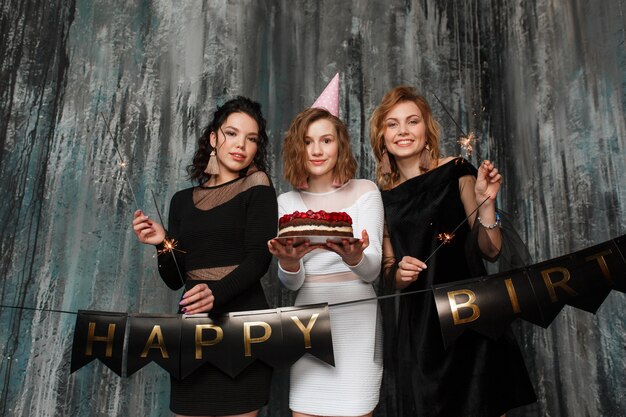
[283,107,357,188]
[369,86,441,190]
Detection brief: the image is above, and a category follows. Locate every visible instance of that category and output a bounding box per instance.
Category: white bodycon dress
[277,179,384,416]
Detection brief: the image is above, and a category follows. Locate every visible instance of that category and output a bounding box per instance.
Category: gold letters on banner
[195,324,224,359]
[290,313,320,349]
[71,305,336,376]
[585,250,613,284]
[448,290,481,325]
[140,325,169,358]
[86,322,116,357]
[541,267,578,302]
[447,250,621,325]
[504,278,522,314]
[243,322,272,357]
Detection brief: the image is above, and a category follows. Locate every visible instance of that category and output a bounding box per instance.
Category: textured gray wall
[0,0,624,416]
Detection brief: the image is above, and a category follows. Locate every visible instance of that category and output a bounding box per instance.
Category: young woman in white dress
[268,107,384,417]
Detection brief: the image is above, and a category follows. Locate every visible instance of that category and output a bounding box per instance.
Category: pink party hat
[312,73,339,117]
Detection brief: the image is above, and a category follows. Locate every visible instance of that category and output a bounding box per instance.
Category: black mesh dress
[156,171,277,416]
[380,158,536,417]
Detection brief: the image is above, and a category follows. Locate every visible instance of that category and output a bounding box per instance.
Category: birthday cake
[278,210,353,238]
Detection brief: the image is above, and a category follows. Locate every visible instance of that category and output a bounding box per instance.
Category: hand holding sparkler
[473,161,503,258]
[132,209,166,245]
[475,160,502,204]
[395,255,428,290]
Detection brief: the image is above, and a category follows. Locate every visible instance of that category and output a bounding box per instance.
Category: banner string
[329,287,432,307]
[0,304,77,315]
[0,197,492,315]
[0,278,478,316]
[0,290,434,316]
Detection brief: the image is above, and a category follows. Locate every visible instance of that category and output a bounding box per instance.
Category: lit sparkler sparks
[457,132,478,158]
[100,112,140,208]
[423,196,491,264]
[156,237,187,256]
[436,232,455,244]
[430,92,483,161]
[162,238,177,253]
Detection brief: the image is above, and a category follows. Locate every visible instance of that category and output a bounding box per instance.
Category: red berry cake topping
[279,210,352,225]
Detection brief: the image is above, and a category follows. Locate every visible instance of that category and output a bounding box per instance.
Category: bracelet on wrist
[477,213,501,229]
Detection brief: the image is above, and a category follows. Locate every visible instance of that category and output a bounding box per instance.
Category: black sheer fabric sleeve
[198,185,278,309]
[377,220,401,417]
[466,209,532,275]
[381,221,399,291]
[156,191,187,290]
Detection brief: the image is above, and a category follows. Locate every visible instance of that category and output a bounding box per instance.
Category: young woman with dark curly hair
[132,96,277,417]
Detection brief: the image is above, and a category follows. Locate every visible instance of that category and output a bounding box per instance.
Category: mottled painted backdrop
[1,0,624,416]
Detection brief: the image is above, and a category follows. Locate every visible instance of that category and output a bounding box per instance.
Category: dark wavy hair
[187,96,270,183]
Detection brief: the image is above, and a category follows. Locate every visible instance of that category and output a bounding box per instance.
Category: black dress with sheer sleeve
[155,170,277,416]
[381,158,536,417]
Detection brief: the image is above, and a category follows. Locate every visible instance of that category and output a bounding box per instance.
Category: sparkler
[436,232,455,245]
[100,112,140,208]
[156,237,186,256]
[101,114,185,285]
[457,131,478,158]
[423,196,491,264]
[430,92,481,160]
[150,190,186,287]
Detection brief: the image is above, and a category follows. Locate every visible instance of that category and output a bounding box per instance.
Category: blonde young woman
[268,107,383,417]
[370,86,536,417]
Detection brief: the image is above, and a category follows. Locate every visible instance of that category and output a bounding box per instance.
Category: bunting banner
[433,234,626,348]
[70,235,626,378]
[70,304,333,378]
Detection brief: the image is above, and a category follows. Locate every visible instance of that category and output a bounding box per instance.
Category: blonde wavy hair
[283,107,356,188]
[369,86,441,190]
